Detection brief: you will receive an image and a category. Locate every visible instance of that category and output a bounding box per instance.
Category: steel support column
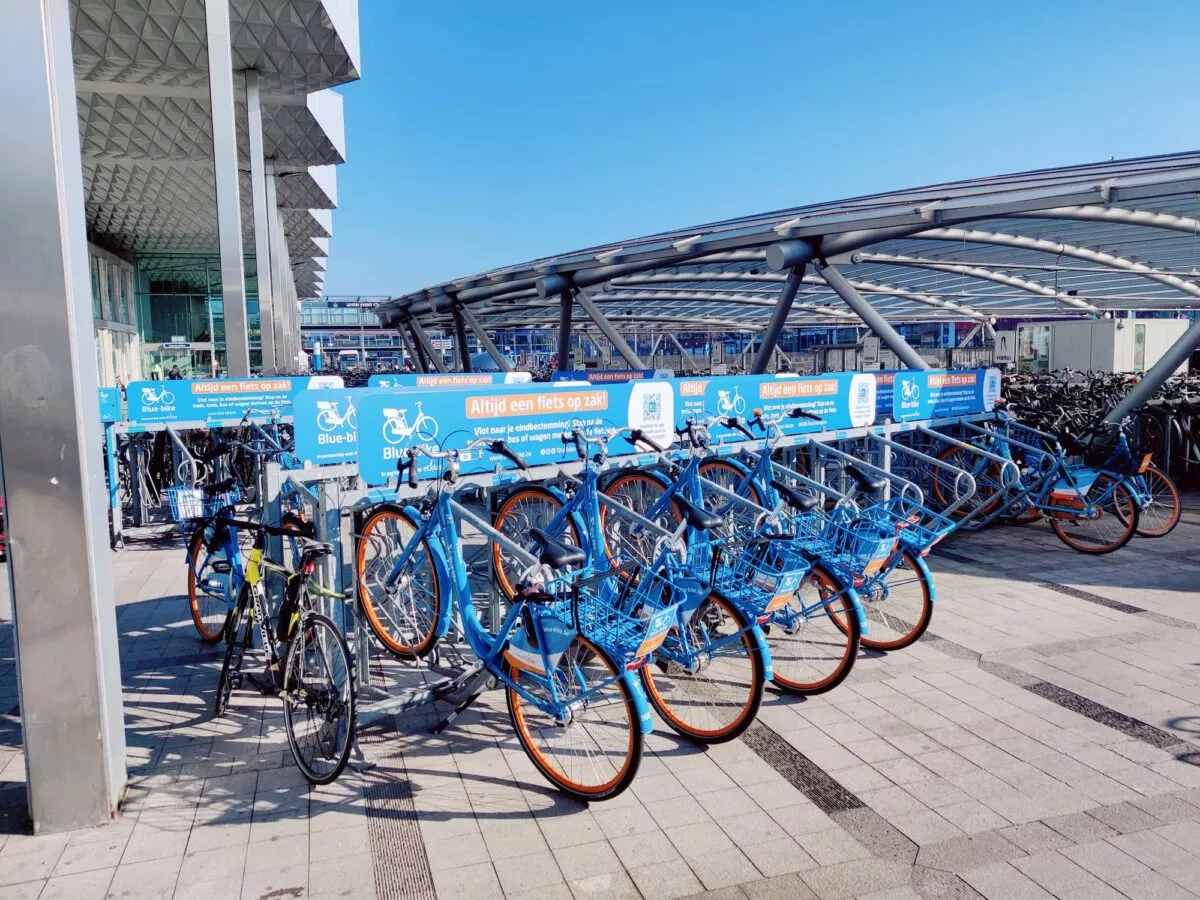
[557,291,574,371]
[410,319,448,373]
[816,262,929,370]
[458,304,513,371]
[0,0,127,831]
[451,305,473,372]
[573,291,645,368]
[245,70,275,373]
[750,265,804,374]
[398,325,425,372]
[206,0,250,376]
[1104,319,1200,423]
[264,167,287,372]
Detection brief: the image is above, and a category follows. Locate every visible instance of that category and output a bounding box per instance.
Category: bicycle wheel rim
[188,531,230,643]
[601,473,682,568]
[770,565,860,694]
[640,593,763,743]
[355,506,441,659]
[283,614,355,785]
[491,488,583,598]
[1134,467,1181,537]
[1050,479,1139,554]
[856,551,933,651]
[507,637,640,800]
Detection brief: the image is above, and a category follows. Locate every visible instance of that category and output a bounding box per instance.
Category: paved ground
[0,501,1199,899]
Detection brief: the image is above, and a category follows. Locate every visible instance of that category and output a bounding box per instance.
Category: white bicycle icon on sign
[316,399,357,432]
[716,387,745,416]
[141,385,175,405]
[381,403,439,444]
[901,381,920,402]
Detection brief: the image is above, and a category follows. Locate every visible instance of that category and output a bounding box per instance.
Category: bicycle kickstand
[431,690,484,735]
[346,736,377,774]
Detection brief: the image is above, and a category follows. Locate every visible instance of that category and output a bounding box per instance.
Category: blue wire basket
[166,484,241,523]
[860,496,956,555]
[568,563,686,666]
[713,536,812,618]
[793,511,898,582]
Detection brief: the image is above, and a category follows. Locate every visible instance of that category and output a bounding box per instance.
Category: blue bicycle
[487,426,769,744]
[355,438,683,799]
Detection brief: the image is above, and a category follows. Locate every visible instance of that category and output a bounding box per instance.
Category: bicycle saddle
[529,528,587,569]
[675,495,725,532]
[204,477,237,496]
[845,464,887,494]
[770,480,819,513]
[201,442,233,462]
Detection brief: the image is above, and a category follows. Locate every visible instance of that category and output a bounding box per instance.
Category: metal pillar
[452,305,473,372]
[264,166,287,373]
[245,70,275,374]
[206,0,250,376]
[398,325,425,372]
[0,0,127,831]
[458,304,513,371]
[573,290,645,368]
[409,319,447,373]
[1104,319,1200,423]
[557,291,573,371]
[750,265,804,374]
[816,262,929,370]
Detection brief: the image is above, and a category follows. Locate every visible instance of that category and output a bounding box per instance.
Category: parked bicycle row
[171,391,1176,795]
[1002,368,1200,486]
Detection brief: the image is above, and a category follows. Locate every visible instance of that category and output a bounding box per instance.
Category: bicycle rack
[914,424,1021,528]
[807,439,925,506]
[862,432,978,518]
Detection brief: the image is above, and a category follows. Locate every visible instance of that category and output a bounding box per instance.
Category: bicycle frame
[383,488,656,733]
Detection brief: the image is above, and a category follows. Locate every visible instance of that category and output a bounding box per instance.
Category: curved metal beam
[854,251,1100,312]
[1009,205,1200,235]
[611,270,992,321]
[914,227,1200,301]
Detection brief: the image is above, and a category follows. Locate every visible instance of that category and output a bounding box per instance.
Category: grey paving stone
[1043,811,1119,843]
[1087,800,1168,835]
[915,831,1026,873]
[685,847,762,891]
[799,857,911,900]
[627,857,704,900]
[829,807,918,865]
[998,822,1074,854]
[740,873,819,900]
[1059,839,1151,882]
[910,865,988,900]
[1011,850,1105,895]
[1106,829,1196,871]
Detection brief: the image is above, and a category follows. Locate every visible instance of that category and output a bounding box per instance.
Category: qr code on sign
[642,394,661,419]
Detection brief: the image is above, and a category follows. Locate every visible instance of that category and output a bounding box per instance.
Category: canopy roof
[378,151,1200,333]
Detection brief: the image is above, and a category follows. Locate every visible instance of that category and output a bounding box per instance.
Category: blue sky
[321,1,1200,296]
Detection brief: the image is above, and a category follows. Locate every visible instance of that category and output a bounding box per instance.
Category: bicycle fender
[911,552,936,606]
[845,583,869,635]
[623,671,655,735]
[401,504,455,640]
[748,623,774,682]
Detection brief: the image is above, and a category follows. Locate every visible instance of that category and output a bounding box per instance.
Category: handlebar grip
[407,450,420,488]
[572,432,587,460]
[723,417,755,440]
[489,440,529,470]
[789,406,822,421]
[629,429,665,453]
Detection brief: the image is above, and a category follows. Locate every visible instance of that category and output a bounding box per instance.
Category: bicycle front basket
[571,563,684,666]
[714,536,811,617]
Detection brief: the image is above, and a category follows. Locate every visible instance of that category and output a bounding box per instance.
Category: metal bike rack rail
[863,433,978,518]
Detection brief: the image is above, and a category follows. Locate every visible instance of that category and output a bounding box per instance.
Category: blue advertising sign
[98,388,122,423]
[550,369,673,383]
[126,376,343,426]
[367,372,532,388]
[892,369,1001,422]
[354,380,676,486]
[293,388,366,466]
[671,373,877,443]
